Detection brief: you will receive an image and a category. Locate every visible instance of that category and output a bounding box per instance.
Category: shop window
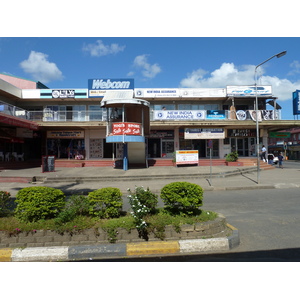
[89,105,102,121]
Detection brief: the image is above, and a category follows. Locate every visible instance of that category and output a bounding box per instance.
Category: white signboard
[154,110,205,120]
[135,88,179,98]
[175,150,198,165]
[227,85,272,96]
[184,128,225,139]
[180,88,226,97]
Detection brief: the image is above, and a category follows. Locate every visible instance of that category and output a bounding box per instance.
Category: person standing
[261,145,267,162]
[278,152,284,169]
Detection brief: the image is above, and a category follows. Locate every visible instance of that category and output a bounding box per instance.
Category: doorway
[230,137,249,156]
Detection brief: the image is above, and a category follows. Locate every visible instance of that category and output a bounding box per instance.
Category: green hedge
[15,186,65,222]
[160,181,203,216]
[88,187,122,218]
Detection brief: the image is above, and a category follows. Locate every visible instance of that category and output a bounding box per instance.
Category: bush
[127,186,158,215]
[0,191,12,217]
[127,186,158,240]
[55,195,90,225]
[88,187,122,219]
[160,182,203,216]
[15,186,66,222]
[225,151,238,162]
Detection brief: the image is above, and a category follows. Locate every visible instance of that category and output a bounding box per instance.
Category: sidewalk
[0,161,300,197]
[1,161,299,261]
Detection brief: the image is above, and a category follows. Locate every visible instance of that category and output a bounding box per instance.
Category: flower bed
[0,214,231,248]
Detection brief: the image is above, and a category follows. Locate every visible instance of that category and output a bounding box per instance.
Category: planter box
[226,161,244,166]
[0,215,230,248]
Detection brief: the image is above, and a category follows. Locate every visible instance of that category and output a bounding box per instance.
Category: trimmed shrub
[88,187,122,219]
[160,181,203,216]
[0,191,12,217]
[15,186,66,222]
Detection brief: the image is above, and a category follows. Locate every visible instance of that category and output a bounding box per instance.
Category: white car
[268,154,278,164]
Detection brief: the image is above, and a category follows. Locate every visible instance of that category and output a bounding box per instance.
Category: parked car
[267,153,278,165]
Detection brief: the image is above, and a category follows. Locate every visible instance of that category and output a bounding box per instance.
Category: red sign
[112,122,141,136]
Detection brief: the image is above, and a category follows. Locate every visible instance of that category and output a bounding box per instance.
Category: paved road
[1,160,300,261]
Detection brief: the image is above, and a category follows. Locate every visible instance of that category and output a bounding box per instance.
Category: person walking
[261,145,267,162]
[278,152,284,169]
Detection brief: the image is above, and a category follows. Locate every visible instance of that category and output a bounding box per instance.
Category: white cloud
[82,40,125,57]
[20,51,63,83]
[288,60,300,75]
[132,54,161,79]
[180,62,300,101]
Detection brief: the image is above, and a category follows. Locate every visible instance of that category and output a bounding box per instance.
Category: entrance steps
[0,158,275,170]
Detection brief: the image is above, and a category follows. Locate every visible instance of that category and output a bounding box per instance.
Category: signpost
[208,139,213,185]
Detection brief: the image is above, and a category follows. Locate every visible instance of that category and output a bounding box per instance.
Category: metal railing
[0,101,282,122]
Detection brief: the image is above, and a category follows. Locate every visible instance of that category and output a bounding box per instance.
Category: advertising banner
[135,88,179,98]
[154,110,205,120]
[227,85,272,96]
[179,88,226,98]
[293,90,300,115]
[248,110,262,122]
[184,128,225,139]
[175,150,198,165]
[269,132,291,138]
[89,78,134,98]
[112,123,141,135]
[40,89,87,99]
[206,110,226,119]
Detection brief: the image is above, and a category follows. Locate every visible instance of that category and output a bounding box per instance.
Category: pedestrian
[261,145,267,162]
[267,153,274,165]
[278,152,284,169]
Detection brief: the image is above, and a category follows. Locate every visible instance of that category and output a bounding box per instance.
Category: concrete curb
[0,224,239,262]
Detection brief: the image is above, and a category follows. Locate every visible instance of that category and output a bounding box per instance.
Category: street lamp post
[254,50,287,184]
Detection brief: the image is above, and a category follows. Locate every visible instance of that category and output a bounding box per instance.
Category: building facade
[1,74,300,166]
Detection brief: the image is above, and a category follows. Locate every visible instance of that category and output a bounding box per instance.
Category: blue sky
[1,2,299,121]
[1,37,299,119]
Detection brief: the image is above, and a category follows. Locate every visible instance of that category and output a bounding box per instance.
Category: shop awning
[0,129,24,143]
[0,112,39,130]
[267,100,282,109]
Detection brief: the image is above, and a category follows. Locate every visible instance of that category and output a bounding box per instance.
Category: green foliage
[14,186,66,222]
[88,187,122,218]
[127,186,158,240]
[225,151,238,162]
[160,181,204,216]
[65,194,90,216]
[55,195,90,225]
[0,191,12,217]
[128,186,158,214]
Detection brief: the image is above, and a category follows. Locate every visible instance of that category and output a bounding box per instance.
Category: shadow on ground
[81,247,300,262]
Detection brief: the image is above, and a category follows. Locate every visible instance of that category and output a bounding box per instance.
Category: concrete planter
[0,214,231,249]
[225,161,244,166]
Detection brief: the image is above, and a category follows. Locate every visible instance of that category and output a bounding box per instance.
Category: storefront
[147,130,174,158]
[227,129,257,157]
[46,130,85,159]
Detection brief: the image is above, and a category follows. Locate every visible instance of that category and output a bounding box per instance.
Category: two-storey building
[1,73,300,168]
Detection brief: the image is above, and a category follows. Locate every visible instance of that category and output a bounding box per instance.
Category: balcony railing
[27,110,104,122]
[0,102,282,122]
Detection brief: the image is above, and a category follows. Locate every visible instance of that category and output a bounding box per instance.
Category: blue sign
[206,110,226,119]
[88,78,134,90]
[293,90,300,115]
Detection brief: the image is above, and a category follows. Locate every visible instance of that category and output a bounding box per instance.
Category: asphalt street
[1,160,300,261]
